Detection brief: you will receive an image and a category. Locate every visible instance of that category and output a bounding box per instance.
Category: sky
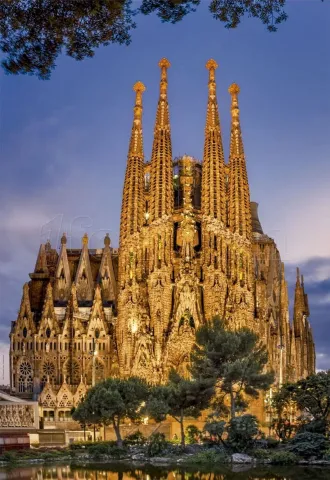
[0,1,329,383]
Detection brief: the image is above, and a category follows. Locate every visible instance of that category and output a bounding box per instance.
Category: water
[1,464,330,480]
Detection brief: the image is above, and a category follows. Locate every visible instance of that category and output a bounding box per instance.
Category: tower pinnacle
[150,58,173,220]
[228,83,252,237]
[202,58,226,222]
[119,81,146,243]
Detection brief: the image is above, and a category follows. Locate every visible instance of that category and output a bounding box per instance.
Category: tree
[146,369,214,446]
[273,371,330,435]
[73,376,149,446]
[191,317,274,418]
[2,1,324,79]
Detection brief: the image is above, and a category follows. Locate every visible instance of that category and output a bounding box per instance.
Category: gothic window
[87,359,105,385]
[95,328,100,339]
[42,361,56,380]
[46,327,51,338]
[64,360,81,385]
[18,362,33,393]
[43,393,56,408]
[58,393,72,408]
[22,327,27,338]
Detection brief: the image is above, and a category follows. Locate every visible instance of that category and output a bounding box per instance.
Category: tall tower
[227,83,254,328]
[201,60,228,320]
[117,81,147,375]
[146,59,174,378]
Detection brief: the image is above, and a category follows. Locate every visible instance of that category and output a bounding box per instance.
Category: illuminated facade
[9,60,315,419]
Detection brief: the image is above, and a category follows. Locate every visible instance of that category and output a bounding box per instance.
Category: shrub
[189,448,227,465]
[186,425,201,444]
[297,418,327,435]
[288,432,328,458]
[265,436,279,448]
[323,448,330,461]
[253,449,271,459]
[204,419,226,444]
[87,441,127,458]
[227,414,259,453]
[124,430,146,445]
[270,451,298,465]
[0,451,17,463]
[147,432,167,457]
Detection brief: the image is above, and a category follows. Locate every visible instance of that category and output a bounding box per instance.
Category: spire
[34,244,49,274]
[293,267,307,338]
[119,81,146,244]
[228,84,252,238]
[149,58,173,221]
[54,232,71,301]
[202,59,226,222]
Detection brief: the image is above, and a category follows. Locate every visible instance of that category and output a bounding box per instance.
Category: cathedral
[9,59,315,423]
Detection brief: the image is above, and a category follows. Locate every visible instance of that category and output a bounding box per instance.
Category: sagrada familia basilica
[9,59,315,424]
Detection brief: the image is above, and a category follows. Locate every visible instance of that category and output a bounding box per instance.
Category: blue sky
[0,1,329,382]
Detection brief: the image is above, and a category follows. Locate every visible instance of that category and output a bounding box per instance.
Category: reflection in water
[0,465,329,480]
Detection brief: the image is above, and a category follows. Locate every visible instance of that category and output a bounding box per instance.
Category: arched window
[22,327,27,338]
[46,327,51,338]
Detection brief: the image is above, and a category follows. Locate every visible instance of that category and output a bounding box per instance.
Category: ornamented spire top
[104,233,111,247]
[228,83,251,237]
[201,59,226,222]
[82,233,88,246]
[61,233,67,245]
[150,58,173,220]
[119,80,146,244]
[229,83,244,158]
[128,81,146,158]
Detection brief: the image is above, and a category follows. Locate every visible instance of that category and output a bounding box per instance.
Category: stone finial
[133,81,146,93]
[158,58,171,69]
[61,232,67,245]
[206,59,218,70]
[228,83,240,96]
[104,233,111,247]
[82,233,88,246]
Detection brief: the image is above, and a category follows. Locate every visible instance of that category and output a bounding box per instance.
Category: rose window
[19,362,32,376]
[43,361,55,377]
[64,360,80,385]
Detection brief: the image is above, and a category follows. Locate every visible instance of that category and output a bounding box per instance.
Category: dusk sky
[0,1,329,383]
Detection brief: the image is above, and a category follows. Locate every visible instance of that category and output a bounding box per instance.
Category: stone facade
[9,59,315,422]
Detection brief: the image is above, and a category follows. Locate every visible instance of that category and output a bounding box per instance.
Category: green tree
[273,371,330,435]
[146,369,214,446]
[2,1,324,79]
[73,376,149,446]
[191,317,274,419]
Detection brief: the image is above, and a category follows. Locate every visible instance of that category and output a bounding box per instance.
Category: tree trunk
[180,410,185,447]
[113,418,123,447]
[230,386,236,419]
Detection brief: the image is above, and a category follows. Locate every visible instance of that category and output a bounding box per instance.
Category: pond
[1,464,330,480]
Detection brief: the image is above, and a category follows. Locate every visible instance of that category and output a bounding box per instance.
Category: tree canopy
[146,369,214,445]
[72,376,149,446]
[1,1,319,79]
[191,317,274,418]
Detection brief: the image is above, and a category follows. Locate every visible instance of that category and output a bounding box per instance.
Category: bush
[87,442,127,458]
[288,432,328,458]
[0,451,17,463]
[270,451,298,465]
[147,433,167,457]
[124,430,146,445]
[253,449,271,459]
[265,436,279,448]
[189,448,227,465]
[204,419,226,444]
[323,448,330,461]
[297,418,327,435]
[186,425,201,444]
[227,415,259,453]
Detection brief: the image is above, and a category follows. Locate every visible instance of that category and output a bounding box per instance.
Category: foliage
[191,317,274,418]
[265,436,279,449]
[253,448,271,459]
[185,424,202,444]
[73,376,149,446]
[204,418,226,444]
[288,432,328,458]
[3,1,326,79]
[297,418,327,435]
[146,432,168,457]
[275,371,330,425]
[269,451,298,465]
[0,451,18,463]
[227,414,259,452]
[188,448,227,464]
[87,441,128,459]
[271,416,296,441]
[124,430,146,445]
[146,369,214,446]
